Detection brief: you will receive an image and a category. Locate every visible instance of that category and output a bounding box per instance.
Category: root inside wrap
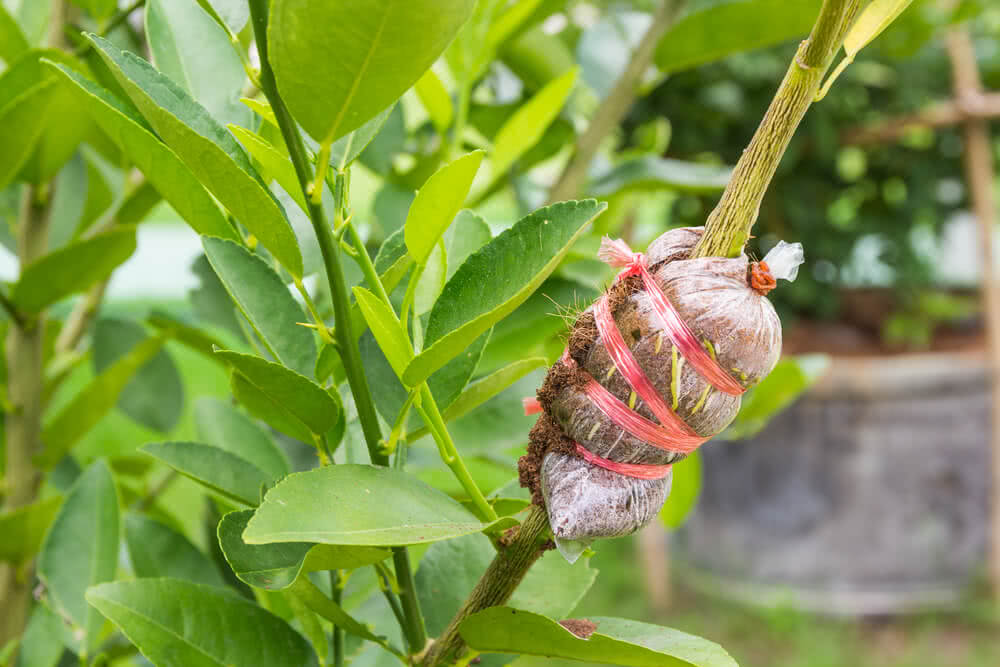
[520,227,787,561]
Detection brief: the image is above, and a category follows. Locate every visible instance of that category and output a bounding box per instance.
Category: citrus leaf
[86,579,316,667]
[194,397,291,481]
[460,607,738,667]
[202,236,316,377]
[269,0,476,144]
[404,151,483,266]
[141,441,271,506]
[243,464,515,546]
[589,156,731,197]
[403,199,605,386]
[125,513,227,587]
[88,34,303,277]
[0,495,62,562]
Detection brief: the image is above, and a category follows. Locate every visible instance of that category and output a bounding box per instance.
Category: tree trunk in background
[944,27,1000,600]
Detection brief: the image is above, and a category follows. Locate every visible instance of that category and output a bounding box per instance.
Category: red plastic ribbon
[575,443,672,480]
[598,237,745,396]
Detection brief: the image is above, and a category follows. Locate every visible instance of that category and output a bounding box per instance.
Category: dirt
[519,412,577,506]
[559,618,598,639]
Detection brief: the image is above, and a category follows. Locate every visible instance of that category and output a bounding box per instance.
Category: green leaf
[195,397,291,481]
[404,151,483,265]
[654,0,822,73]
[434,357,547,431]
[0,495,62,562]
[195,0,250,34]
[443,209,491,280]
[141,441,271,506]
[48,62,238,240]
[88,35,303,277]
[229,124,307,212]
[202,236,316,377]
[36,337,164,469]
[244,464,513,546]
[9,227,136,312]
[417,533,597,637]
[490,67,577,179]
[0,81,53,190]
[659,451,702,530]
[269,0,476,144]
[328,103,396,170]
[414,241,447,316]
[215,350,342,437]
[373,227,412,293]
[589,156,731,198]
[146,0,251,129]
[71,0,117,21]
[218,509,389,590]
[723,355,830,441]
[86,579,317,666]
[844,0,915,56]
[125,513,227,587]
[17,604,66,667]
[38,461,119,653]
[460,608,738,667]
[230,372,314,444]
[414,69,453,134]
[147,309,227,362]
[0,5,28,64]
[93,318,184,433]
[403,199,605,385]
[352,287,413,378]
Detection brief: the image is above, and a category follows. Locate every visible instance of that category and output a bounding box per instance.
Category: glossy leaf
[215,350,342,437]
[47,63,237,240]
[37,337,164,469]
[490,67,577,179]
[147,310,227,362]
[86,579,317,666]
[189,254,246,340]
[443,209,491,280]
[196,0,250,34]
[414,69,453,133]
[589,156,731,197]
[93,318,184,432]
[231,372,315,444]
[0,5,28,64]
[141,441,272,506]
[9,227,136,312]
[88,35,303,276]
[244,464,514,546]
[72,0,117,21]
[844,0,915,56]
[353,287,413,378]
[38,461,119,653]
[329,103,396,170]
[146,0,251,128]
[195,397,291,481]
[203,236,316,377]
[654,0,822,73]
[0,495,62,562]
[0,81,52,190]
[373,227,412,294]
[417,533,597,637]
[125,513,227,587]
[269,0,476,143]
[659,451,702,530]
[230,125,306,209]
[403,199,606,385]
[218,509,389,590]
[17,604,66,667]
[405,151,483,265]
[460,608,738,667]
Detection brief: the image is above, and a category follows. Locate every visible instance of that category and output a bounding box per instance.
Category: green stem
[547,0,685,204]
[0,184,55,648]
[345,222,391,304]
[374,562,408,631]
[331,571,344,667]
[690,0,862,258]
[392,548,427,656]
[415,386,497,522]
[0,290,24,329]
[248,0,387,466]
[422,506,551,666]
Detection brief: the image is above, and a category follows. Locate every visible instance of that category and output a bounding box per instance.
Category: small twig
[842,92,1000,145]
[132,471,178,512]
[0,290,25,329]
[54,280,108,355]
[691,0,863,258]
[547,0,685,204]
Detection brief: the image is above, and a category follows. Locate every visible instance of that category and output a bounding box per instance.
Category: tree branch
[547,0,685,204]
[422,506,551,666]
[690,0,863,258]
[841,92,1000,145]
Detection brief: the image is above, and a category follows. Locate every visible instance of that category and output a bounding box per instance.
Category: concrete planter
[676,352,990,615]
